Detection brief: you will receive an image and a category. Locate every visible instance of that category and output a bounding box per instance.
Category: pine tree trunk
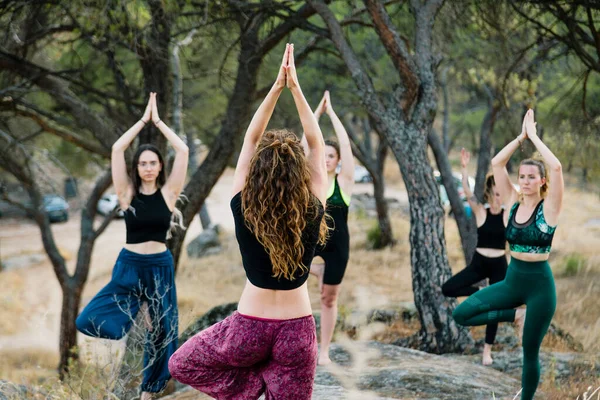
[391,125,473,353]
[58,286,81,379]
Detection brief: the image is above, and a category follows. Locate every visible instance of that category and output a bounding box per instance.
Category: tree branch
[0,50,118,148]
[307,0,389,124]
[364,0,419,112]
[11,102,111,157]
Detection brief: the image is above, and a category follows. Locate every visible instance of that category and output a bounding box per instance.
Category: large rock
[178,302,238,346]
[170,304,590,399]
[162,341,520,400]
[451,350,600,382]
[0,380,43,400]
[186,225,222,258]
[162,385,396,400]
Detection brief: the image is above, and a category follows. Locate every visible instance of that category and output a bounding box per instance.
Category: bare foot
[482,344,493,366]
[318,355,332,366]
[140,391,155,400]
[514,308,526,343]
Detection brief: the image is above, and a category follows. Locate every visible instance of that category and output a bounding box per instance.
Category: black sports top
[505,200,556,254]
[231,191,324,290]
[316,176,350,253]
[124,190,172,244]
[476,208,506,250]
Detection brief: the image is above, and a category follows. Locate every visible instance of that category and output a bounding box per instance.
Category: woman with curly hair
[168,43,328,399]
[453,109,563,400]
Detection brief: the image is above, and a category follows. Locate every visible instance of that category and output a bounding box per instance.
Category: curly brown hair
[242,129,328,281]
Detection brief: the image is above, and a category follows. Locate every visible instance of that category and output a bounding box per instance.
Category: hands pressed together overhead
[276,43,301,90]
[140,92,162,126]
[518,109,537,143]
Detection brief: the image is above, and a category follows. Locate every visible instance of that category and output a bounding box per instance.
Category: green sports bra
[327,175,351,207]
[505,200,556,254]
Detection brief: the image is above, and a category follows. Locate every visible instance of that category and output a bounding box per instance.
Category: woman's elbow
[551,161,562,173]
[491,156,502,167]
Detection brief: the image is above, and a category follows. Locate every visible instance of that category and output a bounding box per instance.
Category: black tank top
[476,208,506,250]
[124,190,172,244]
[326,176,349,226]
[230,191,324,290]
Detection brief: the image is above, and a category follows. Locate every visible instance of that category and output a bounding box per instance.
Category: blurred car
[334,164,373,183]
[97,194,125,218]
[434,170,475,205]
[354,165,372,183]
[42,194,69,223]
[434,170,474,218]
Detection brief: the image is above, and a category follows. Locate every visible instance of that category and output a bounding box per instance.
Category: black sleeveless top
[231,191,324,290]
[476,208,506,250]
[124,190,172,244]
[316,176,350,254]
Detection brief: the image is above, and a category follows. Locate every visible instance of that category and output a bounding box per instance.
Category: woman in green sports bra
[453,109,563,400]
[302,90,354,366]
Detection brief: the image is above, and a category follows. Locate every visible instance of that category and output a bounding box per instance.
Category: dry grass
[1,169,599,399]
[0,348,57,383]
[175,234,246,328]
[541,360,600,400]
[0,271,26,335]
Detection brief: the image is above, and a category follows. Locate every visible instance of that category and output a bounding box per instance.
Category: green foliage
[562,253,587,277]
[366,221,383,250]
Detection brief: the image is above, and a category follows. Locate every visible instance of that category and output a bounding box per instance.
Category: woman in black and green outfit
[442,148,507,366]
[303,90,354,366]
[453,109,563,400]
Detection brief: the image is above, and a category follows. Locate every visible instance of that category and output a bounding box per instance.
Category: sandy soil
[0,168,393,355]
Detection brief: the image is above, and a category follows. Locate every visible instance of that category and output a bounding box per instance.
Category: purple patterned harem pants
[168,311,317,400]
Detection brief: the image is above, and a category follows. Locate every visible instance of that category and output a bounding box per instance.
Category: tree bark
[167,24,263,271]
[167,3,323,269]
[440,66,451,153]
[0,137,113,375]
[58,286,82,377]
[309,0,473,353]
[429,130,477,264]
[474,102,501,201]
[346,116,395,248]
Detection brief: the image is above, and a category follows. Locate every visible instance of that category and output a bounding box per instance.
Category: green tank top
[505,200,556,254]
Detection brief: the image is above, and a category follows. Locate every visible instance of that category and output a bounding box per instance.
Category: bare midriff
[237,280,312,320]
[510,251,549,262]
[475,248,506,258]
[124,241,168,254]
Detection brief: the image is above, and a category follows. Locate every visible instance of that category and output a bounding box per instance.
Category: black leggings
[442,252,508,345]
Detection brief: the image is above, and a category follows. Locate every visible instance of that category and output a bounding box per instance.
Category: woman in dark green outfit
[453,109,563,400]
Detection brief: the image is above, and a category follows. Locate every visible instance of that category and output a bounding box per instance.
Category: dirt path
[0,169,403,354]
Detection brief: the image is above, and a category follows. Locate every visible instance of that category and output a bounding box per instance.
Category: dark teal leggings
[453,258,556,400]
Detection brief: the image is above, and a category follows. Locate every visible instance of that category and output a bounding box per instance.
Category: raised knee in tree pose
[76,93,189,400]
[168,43,328,400]
[302,90,354,366]
[442,148,507,366]
[453,109,563,400]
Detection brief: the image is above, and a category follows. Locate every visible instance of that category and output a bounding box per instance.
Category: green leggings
[453,258,556,400]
